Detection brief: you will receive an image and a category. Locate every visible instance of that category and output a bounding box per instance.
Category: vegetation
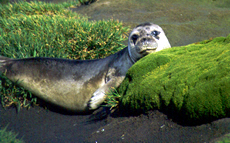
[0,126,24,143]
[118,35,230,123]
[215,133,230,143]
[0,1,129,110]
[78,0,97,5]
[103,87,121,111]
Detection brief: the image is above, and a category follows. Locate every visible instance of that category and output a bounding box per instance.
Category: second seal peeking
[0,22,171,113]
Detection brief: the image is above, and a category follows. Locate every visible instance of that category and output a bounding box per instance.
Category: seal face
[128,22,171,63]
[0,23,171,113]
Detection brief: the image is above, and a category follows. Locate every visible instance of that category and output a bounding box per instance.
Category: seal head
[128,22,171,63]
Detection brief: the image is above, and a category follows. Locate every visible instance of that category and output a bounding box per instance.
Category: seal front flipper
[89,89,106,110]
[88,76,125,110]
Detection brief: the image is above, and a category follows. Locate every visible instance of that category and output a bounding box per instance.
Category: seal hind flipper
[0,56,12,73]
[0,56,11,60]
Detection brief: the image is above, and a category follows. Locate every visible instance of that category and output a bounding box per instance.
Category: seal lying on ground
[0,22,171,113]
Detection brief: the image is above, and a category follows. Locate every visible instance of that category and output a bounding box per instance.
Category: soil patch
[1,105,230,142]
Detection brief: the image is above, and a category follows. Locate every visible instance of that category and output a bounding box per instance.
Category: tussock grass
[78,0,96,5]
[103,87,121,111]
[0,1,129,110]
[118,35,230,123]
[0,126,24,143]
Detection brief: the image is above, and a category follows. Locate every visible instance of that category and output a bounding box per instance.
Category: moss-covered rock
[118,35,230,123]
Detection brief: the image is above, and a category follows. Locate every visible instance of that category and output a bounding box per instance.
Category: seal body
[0,23,171,112]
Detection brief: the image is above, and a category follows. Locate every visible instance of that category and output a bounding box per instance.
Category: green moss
[215,133,230,143]
[118,35,230,123]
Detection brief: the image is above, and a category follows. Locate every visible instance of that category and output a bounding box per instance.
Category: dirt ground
[1,104,230,143]
[1,0,230,142]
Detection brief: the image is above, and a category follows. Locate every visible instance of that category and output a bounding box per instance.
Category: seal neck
[128,47,136,64]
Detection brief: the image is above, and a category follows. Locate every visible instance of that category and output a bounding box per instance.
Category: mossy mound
[118,35,230,124]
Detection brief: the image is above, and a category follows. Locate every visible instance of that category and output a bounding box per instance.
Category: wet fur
[0,48,132,112]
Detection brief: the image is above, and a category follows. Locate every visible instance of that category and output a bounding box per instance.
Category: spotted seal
[0,22,171,112]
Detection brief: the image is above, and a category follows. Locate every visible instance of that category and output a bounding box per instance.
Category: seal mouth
[139,48,157,55]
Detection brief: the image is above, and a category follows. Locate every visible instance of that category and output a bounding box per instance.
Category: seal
[0,22,171,112]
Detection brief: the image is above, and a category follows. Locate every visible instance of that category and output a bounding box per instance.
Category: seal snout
[135,36,158,54]
[139,36,156,47]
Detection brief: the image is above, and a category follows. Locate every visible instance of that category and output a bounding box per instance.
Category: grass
[103,87,121,111]
[0,0,129,111]
[0,126,24,143]
[78,0,97,5]
[118,35,230,124]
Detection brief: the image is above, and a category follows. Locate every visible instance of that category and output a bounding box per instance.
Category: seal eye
[151,30,160,37]
[131,34,139,44]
